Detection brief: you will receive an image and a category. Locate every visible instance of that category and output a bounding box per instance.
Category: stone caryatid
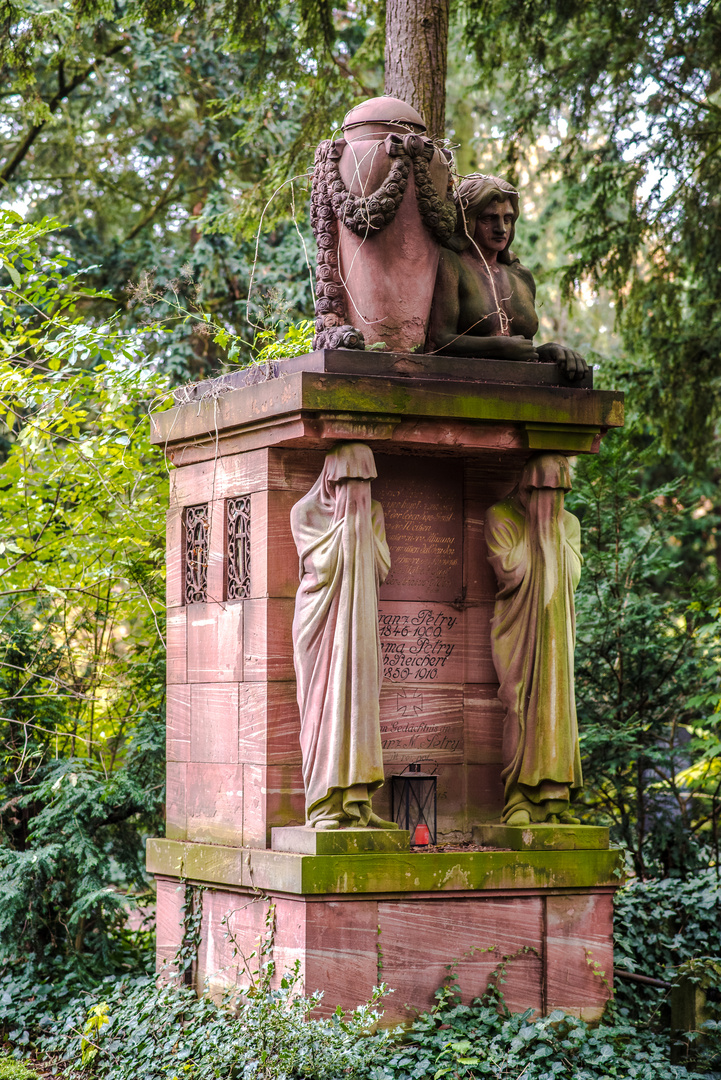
[310,96,456,353]
[485,452,584,826]
[290,441,396,830]
[428,173,589,380]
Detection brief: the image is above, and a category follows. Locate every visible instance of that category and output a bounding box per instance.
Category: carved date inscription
[374,456,463,602]
[378,604,462,684]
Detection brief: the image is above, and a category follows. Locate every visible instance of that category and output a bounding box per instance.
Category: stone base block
[150,838,620,1024]
[271,826,410,855]
[473,824,609,851]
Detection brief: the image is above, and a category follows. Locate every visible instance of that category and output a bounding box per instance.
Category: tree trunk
[384,0,449,139]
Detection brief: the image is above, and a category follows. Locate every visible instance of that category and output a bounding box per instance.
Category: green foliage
[125,270,314,370]
[675,957,721,993]
[568,427,721,877]
[0,0,383,380]
[614,873,721,1070]
[12,967,711,1080]
[80,1001,111,1068]
[32,968,394,1080]
[0,210,169,979]
[613,869,721,1008]
[253,319,314,362]
[2,875,720,1079]
[0,1059,39,1080]
[175,885,205,982]
[464,0,721,462]
[369,992,706,1079]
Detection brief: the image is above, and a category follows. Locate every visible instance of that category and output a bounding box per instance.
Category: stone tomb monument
[147,97,624,1022]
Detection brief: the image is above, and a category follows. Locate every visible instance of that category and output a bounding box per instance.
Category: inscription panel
[378,602,463,684]
[380,686,463,764]
[374,456,463,602]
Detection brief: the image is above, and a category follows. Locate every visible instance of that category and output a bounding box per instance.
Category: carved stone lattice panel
[184,503,209,604]
[227,496,251,600]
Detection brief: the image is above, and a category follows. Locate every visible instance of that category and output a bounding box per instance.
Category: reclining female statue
[427,173,588,381]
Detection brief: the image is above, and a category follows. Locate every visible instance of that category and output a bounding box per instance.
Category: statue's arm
[429,251,539,362]
[564,510,583,590]
[485,501,527,594]
[427,250,462,351]
[513,262,589,380]
[371,499,391,584]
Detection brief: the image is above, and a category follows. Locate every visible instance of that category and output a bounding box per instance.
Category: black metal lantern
[391,763,437,846]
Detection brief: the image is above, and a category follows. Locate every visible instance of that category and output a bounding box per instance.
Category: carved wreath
[310,133,457,351]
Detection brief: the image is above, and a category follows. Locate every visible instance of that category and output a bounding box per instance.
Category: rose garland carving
[310,134,456,350]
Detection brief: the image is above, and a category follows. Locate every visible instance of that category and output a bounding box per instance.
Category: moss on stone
[147,837,624,895]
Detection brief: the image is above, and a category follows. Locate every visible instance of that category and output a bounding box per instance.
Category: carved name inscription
[374,456,463,602]
[379,606,461,682]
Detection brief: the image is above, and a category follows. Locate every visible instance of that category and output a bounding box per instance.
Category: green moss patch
[0,1058,40,1080]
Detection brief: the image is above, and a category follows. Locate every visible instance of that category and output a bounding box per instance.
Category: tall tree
[384,0,449,136]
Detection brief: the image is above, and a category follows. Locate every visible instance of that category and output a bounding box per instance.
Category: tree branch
[123,157,186,242]
[0,40,127,186]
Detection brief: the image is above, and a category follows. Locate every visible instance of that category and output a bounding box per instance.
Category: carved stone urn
[311,96,456,354]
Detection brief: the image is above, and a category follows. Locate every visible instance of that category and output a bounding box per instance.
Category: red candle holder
[390,763,437,845]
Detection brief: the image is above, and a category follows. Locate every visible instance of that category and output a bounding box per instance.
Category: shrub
[366,983,710,1080]
[614,868,721,1015]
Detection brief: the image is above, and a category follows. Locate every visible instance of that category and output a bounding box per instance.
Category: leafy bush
[367,983,709,1080]
[0,210,170,982]
[613,868,721,1013]
[569,430,721,879]
[26,969,395,1080]
[4,872,721,1079]
[7,970,714,1080]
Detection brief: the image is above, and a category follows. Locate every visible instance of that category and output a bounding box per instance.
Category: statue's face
[472,197,515,257]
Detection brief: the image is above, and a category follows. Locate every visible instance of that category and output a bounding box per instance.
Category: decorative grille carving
[184,503,209,604]
[227,496,251,600]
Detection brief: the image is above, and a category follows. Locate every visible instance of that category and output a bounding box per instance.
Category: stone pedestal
[149,350,624,1021]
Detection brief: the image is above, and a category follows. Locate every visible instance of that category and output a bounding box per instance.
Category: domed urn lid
[342,96,427,133]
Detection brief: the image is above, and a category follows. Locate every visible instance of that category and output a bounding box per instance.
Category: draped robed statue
[485,452,584,826]
[290,442,397,831]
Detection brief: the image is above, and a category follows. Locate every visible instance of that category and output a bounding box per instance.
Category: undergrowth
[1,966,717,1080]
[1,859,720,1079]
[0,1057,40,1080]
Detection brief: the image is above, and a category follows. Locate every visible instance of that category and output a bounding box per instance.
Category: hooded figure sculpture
[290,441,396,831]
[485,452,584,825]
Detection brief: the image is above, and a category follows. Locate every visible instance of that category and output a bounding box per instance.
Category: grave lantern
[391,763,437,845]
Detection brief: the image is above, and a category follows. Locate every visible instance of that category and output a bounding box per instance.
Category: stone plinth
[271,826,410,855]
[474,824,610,851]
[150,838,620,1022]
[149,351,624,1020]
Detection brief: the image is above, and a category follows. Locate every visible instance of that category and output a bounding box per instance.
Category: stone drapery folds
[290,442,394,830]
[485,452,584,825]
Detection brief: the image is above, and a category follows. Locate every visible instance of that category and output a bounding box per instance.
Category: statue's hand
[505,336,540,363]
[537,342,589,380]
